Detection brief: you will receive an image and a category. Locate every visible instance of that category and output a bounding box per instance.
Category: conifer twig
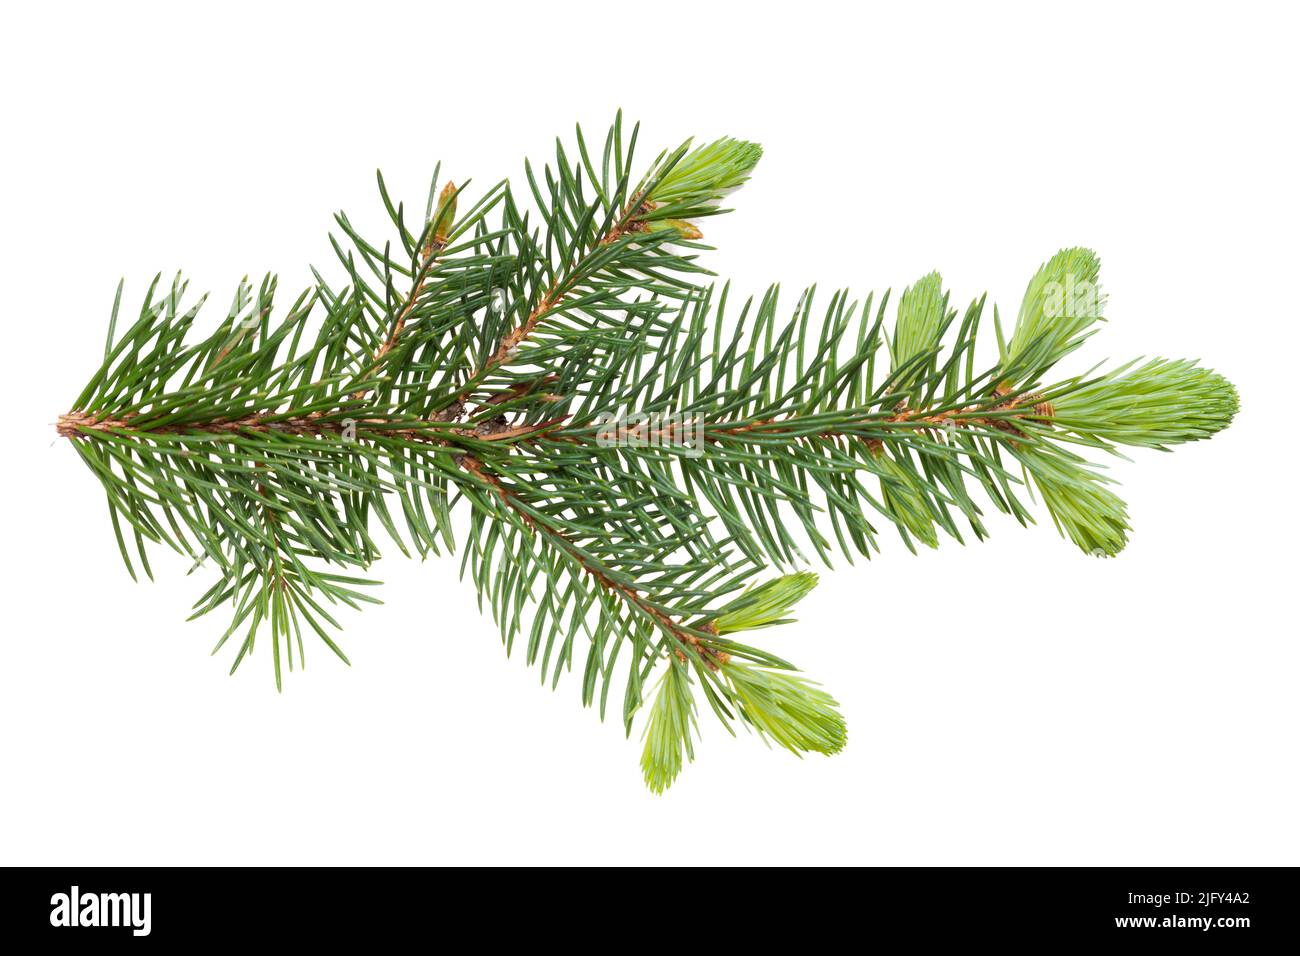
[56,115,1237,791]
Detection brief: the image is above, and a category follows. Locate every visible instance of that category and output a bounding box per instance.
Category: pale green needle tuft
[888,271,948,386]
[641,662,698,795]
[1016,446,1131,556]
[1052,358,1239,450]
[1004,247,1106,381]
[722,662,847,757]
[712,572,820,635]
[651,136,763,205]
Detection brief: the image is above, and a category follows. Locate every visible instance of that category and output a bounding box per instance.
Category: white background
[3,1,1296,866]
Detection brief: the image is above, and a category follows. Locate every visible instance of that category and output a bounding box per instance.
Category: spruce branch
[57,113,1237,791]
